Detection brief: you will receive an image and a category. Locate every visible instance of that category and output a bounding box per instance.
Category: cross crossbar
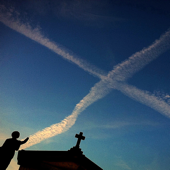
[75,132,85,148]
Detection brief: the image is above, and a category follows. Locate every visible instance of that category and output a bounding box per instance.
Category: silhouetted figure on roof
[0,131,29,170]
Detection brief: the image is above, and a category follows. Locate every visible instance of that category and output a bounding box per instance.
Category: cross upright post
[75,132,85,148]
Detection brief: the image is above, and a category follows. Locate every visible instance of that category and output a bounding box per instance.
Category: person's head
[11,131,20,139]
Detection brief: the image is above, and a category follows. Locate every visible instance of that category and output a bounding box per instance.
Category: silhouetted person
[0,131,29,170]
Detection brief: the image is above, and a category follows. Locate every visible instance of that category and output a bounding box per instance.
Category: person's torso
[2,138,20,151]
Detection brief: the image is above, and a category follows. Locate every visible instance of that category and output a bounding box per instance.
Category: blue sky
[1,0,170,169]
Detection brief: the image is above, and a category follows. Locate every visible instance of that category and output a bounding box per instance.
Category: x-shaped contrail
[0,5,170,149]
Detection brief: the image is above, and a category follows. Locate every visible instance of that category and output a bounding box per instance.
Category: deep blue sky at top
[1,0,170,170]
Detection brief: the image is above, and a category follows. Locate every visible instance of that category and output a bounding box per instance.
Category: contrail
[21,29,170,149]
[0,5,106,79]
[114,82,170,118]
[20,113,77,149]
[21,79,112,149]
[1,5,169,82]
[107,29,170,81]
[1,5,170,149]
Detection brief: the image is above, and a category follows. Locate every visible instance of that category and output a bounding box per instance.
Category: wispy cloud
[22,0,124,26]
[115,159,131,170]
[101,120,159,129]
[1,5,170,149]
[79,120,160,133]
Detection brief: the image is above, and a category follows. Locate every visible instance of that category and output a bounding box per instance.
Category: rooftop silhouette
[18,132,103,170]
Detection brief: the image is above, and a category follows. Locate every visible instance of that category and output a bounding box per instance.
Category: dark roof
[17,147,103,170]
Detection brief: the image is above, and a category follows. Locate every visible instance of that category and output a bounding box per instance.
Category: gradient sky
[1,0,170,170]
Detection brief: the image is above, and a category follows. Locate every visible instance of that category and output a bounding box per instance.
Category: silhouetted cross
[75,132,85,148]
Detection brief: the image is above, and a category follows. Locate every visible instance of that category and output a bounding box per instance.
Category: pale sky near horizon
[1,0,170,170]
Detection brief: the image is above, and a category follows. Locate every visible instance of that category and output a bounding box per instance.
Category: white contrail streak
[114,83,170,118]
[20,113,77,149]
[0,5,106,79]
[21,79,112,149]
[1,5,170,149]
[107,29,170,81]
[21,28,170,149]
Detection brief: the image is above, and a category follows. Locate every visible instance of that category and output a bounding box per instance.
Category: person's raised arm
[20,137,29,145]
